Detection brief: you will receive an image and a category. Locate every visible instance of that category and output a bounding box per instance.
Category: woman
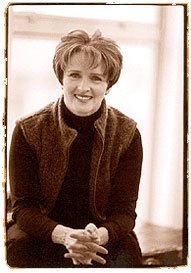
[7,29,143,268]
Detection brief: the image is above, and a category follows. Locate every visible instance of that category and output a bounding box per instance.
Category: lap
[6,224,71,268]
[6,224,142,268]
[99,232,142,268]
[106,243,142,267]
[7,224,42,267]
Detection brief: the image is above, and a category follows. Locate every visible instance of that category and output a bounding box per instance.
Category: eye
[91,75,102,82]
[69,73,81,79]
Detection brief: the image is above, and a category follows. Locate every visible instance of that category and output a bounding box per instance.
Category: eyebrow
[90,73,105,77]
[66,69,81,73]
[67,70,105,77]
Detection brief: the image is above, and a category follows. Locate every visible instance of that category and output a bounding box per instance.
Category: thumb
[85,223,100,242]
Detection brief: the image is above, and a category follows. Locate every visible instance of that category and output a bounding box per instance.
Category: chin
[77,112,92,117]
[75,108,94,117]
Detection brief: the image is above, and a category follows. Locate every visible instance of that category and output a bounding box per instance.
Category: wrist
[98,227,109,245]
[51,224,71,245]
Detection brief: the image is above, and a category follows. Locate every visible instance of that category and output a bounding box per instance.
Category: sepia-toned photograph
[5,2,188,268]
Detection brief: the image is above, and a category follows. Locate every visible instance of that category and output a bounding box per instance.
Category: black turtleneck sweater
[48,105,102,229]
[10,101,142,244]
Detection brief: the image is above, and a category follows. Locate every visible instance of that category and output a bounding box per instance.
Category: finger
[64,252,106,265]
[77,258,92,265]
[64,253,84,260]
[87,252,107,265]
[79,260,92,265]
[85,223,97,237]
[68,242,89,252]
[64,252,92,264]
[70,233,91,242]
[85,223,97,232]
[85,242,108,254]
[87,231,98,240]
[70,233,99,244]
[72,258,80,265]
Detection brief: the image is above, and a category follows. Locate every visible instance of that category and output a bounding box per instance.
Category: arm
[9,123,108,264]
[101,128,143,244]
[9,123,58,241]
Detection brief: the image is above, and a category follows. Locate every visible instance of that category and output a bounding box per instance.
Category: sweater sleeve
[101,128,143,244]
[9,123,58,241]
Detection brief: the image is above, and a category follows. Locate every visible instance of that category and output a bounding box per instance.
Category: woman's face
[62,51,109,117]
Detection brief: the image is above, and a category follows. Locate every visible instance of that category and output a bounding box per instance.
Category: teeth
[75,95,92,100]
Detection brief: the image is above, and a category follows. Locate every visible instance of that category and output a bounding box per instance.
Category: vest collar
[54,95,108,140]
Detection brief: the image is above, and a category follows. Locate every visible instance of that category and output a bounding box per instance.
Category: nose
[78,77,91,92]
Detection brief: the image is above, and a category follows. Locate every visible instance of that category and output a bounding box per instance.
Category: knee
[6,224,41,268]
[7,237,40,268]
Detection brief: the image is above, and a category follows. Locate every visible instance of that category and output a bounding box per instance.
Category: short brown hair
[53,30,123,89]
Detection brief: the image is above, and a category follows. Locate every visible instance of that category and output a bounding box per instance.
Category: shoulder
[107,105,137,129]
[16,100,57,130]
[105,105,139,150]
[15,99,59,146]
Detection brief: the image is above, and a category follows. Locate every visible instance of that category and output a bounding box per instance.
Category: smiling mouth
[75,94,93,101]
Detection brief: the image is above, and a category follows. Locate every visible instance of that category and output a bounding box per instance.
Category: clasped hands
[52,223,109,265]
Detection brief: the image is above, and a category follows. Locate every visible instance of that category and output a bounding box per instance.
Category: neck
[63,102,102,131]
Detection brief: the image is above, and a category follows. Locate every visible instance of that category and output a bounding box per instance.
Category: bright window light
[12,4,159,24]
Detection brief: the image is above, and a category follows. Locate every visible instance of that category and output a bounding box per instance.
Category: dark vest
[18,96,137,221]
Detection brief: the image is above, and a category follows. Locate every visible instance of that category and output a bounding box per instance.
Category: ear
[105,88,111,95]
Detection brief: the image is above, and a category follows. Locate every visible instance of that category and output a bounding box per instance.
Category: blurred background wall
[7,4,184,230]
